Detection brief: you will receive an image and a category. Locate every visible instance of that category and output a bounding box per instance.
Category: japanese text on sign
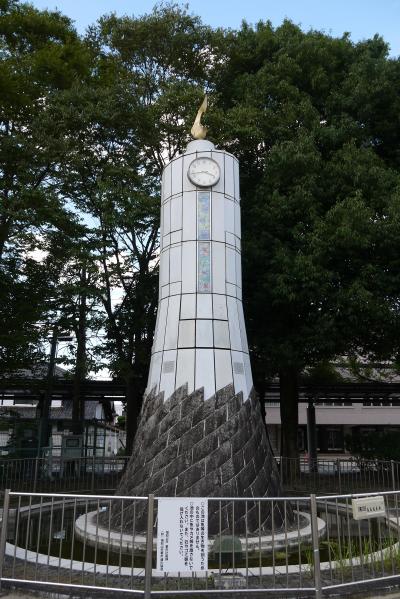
[157,498,208,572]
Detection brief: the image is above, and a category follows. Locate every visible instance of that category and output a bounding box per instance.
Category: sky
[29,0,400,57]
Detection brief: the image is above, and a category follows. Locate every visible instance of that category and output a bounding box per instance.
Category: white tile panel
[164,295,180,350]
[211,192,225,242]
[195,349,216,399]
[237,286,242,300]
[161,169,166,203]
[226,246,236,283]
[160,248,170,287]
[180,293,196,319]
[226,282,237,297]
[182,192,196,240]
[237,301,249,352]
[163,201,171,235]
[164,163,172,200]
[211,242,225,294]
[181,241,196,293]
[178,320,195,348]
[227,296,242,350]
[232,351,246,398]
[213,294,228,320]
[235,250,242,288]
[163,233,171,248]
[169,281,181,296]
[224,154,235,198]
[151,308,160,352]
[234,201,241,238]
[196,293,212,319]
[210,151,225,194]
[161,284,170,299]
[154,298,168,352]
[196,320,213,347]
[170,230,182,244]
[171,158,182,196]
[215,349,233,391]
[148,351,162,393]
[170,195,182,232]
[169,244,181,283]
[233,158,240,200]
[225,231,235,247]
[214,321,230,348]
[160,349,177,400]
[160,195,164,247]
[176,349,195,393]
[224,198,235,233]
[243,352,253,399]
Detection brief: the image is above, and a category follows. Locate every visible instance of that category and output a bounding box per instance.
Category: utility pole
[37,325,58,456]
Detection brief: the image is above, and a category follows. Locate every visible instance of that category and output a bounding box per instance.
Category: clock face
[188,157,220,188]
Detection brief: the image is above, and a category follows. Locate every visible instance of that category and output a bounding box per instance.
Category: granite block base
[106,384,288,534]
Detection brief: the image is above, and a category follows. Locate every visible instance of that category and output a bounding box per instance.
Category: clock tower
[146,138,253,402]
[112,103,282,534]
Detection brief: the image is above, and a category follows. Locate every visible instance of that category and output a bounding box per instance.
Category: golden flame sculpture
[191,95,208,140]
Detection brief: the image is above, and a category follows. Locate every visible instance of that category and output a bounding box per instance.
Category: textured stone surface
[107,384,288,534]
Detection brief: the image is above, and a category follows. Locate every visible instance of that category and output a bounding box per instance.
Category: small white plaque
[157,498,208,572]
[352,496,386,520]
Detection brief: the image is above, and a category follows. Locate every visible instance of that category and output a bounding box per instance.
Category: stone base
[107,384,286,534]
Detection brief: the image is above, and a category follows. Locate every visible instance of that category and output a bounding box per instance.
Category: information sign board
[352,496,386,520]
[157,498,208,572]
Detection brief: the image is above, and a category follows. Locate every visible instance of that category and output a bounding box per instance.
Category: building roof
[0,399,114,422]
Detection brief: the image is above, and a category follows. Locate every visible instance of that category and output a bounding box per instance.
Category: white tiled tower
[146,139,253,402]
[112,136,283,531]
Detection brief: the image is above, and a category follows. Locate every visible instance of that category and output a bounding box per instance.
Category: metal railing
[1,489,400,597]
[0,456,129,495]
[1,455,399,498]
[279,456,400,495]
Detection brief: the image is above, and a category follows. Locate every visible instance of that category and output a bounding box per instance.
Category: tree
[54,5,216,453]
[210,21,400,459]
[0,0,90,372]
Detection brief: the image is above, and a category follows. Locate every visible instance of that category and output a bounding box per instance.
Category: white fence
[1,489,400,597]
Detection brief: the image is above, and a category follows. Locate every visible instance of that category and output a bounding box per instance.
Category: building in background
[265,366,400,456]
[0,366,125,457]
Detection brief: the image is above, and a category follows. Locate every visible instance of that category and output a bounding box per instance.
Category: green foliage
[2,3,400,458]
[116,415,126,429]
[0,0,90,373]
[347,431,400,461]
[208,19,400,457]
[302,362,345,385]
[210,22,400,377]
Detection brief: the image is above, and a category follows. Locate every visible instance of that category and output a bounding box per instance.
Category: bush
[347,431,400,462]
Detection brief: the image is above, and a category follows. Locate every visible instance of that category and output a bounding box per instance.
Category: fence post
[337,459,342,495]
[33,457,39,493]
[144,494,155,599]
[0,489,11,590]
[310,493,322,599]
[91,455,95,492]
[391,460,396,492]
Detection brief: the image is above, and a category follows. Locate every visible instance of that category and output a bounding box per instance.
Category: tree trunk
[279,366,299,478]
[38,325,58,455]
[257,378,268,433]
[72,266,87,437]
[125,374,143,456]
[0,216,11,261]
